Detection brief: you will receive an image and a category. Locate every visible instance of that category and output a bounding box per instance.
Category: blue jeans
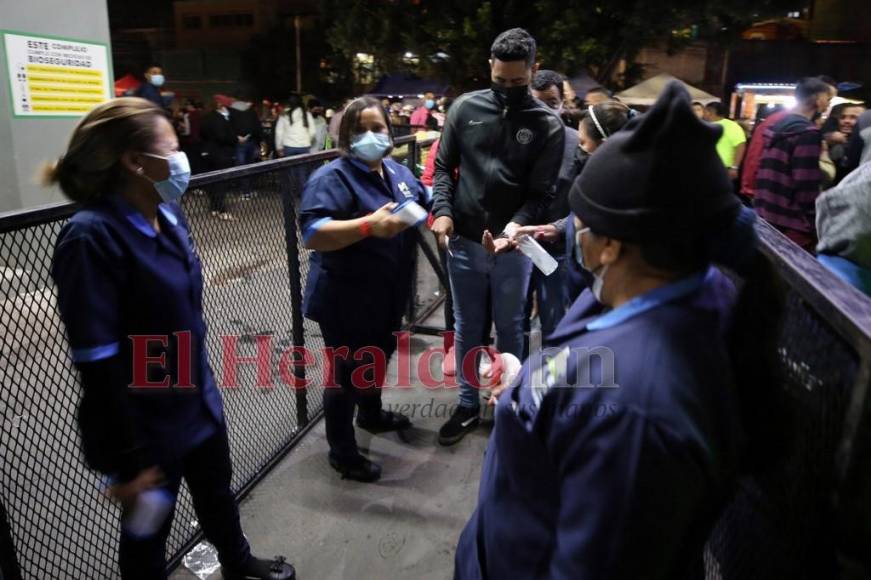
[447,235,532,409]
[525,254,570,355]
[235,140,260,166]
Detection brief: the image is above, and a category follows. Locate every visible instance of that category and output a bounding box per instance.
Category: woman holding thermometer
[300,96,430,482]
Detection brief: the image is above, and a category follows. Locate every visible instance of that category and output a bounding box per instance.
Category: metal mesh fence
[0,136,435,579]
[703,221,871,579]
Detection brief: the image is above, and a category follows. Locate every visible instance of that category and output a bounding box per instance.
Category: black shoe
[329,453,382,482]
[223,555,296,580]
[438,405,480,446]
[356,410,412,433]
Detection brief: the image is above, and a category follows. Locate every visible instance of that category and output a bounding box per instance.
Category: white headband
[589,105,608,141]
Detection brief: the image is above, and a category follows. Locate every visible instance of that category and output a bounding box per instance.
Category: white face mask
[574,226,609,302]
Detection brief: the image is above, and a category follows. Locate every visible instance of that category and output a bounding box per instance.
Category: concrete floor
[171,332,492,580]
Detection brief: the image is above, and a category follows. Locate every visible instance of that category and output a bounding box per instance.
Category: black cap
[569,80,739,244]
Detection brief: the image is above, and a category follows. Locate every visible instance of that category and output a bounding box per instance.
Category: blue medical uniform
[300,156,428,460]
[52,196,250,578]
[455,268,743,580]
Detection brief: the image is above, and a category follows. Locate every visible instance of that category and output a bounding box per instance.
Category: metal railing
[0,136,440,579]
[2,132,871,579]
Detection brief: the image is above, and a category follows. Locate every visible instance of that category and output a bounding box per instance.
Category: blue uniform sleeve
[541,390,708,579]
[416,176,433,211]
[299,168,356,243]
[52,218,125,362]
[52,216,152,477]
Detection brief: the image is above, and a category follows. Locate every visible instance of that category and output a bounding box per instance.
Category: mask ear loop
[589,105,608,141]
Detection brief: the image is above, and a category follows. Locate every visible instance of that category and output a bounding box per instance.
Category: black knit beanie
[568,80,740,245]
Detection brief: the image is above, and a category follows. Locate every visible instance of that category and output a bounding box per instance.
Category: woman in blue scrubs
[300,97,428,482]
[455,82,783,579]
[47,98,295,580]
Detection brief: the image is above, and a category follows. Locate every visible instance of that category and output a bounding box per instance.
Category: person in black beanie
[455,81,784,580]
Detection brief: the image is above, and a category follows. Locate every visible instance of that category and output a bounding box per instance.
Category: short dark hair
[586,86,610,98]
[817,75,837,88]
[692,101,705,108]
[705,102,728,117]
[796,77,833,102]
[490,28,536,67]
[532,70,565,99]
[338,96,394,155]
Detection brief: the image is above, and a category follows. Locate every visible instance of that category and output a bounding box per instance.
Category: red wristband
[359,219,372,238]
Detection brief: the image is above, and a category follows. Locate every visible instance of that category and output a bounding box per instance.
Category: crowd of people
[40,24,871,580]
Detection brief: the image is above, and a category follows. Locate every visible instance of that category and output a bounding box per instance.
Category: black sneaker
[356,410,412,433]
[329,453,382,483]
[223,555,296,580]
[438,405,480,446]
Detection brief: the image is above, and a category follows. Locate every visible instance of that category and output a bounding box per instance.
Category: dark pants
[523,254,570,358]
[118,430,250,579]
[206,153,235,213]
[319,322,397,462]
[236,141,260,166]
[236,141,261,196]
[283,146,311,193]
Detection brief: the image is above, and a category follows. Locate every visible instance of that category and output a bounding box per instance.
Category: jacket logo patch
[516,128,534,145]
[398,182,413,198]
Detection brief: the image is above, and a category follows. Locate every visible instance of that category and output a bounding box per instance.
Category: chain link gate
[0,137,437,579]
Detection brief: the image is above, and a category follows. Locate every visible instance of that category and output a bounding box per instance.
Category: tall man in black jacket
[431,28,565,445]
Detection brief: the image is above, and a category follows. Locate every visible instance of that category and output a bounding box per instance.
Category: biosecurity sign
[2,31,112,117]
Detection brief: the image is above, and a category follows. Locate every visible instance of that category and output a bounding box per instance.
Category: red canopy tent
[114,73,141,97]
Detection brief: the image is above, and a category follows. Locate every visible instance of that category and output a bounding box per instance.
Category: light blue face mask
[350,131,392,163]
[143,152,191,202]
[149,74,165,87]
[575,226,609,302]
[425,99,435,110]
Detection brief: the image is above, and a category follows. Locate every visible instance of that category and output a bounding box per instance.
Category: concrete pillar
[0,0,112,212]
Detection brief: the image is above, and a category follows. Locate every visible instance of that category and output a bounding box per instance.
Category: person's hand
[728,167,739,181]
[431,216,454,249]
[503,222,522,241]
[482,230,517,254]
[827,131,848,145]
[482,352,522,406]
[367,202,409,239]
[275,149,284,158]
[105,466,164,512]
[514,224,560,243]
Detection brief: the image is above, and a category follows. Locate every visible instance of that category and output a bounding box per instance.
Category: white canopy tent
[615,73,719,106]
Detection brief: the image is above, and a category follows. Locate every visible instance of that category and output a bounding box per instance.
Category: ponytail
[40,97,166,203]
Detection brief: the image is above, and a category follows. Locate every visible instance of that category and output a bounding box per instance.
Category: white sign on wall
[2,30,112,118]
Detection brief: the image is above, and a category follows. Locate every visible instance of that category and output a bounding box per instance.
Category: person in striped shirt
[754,77,835,252]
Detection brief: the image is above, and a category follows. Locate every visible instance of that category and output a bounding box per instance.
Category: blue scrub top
[52,196,224,462]
[456,267,743,580]
[300,156,429,336]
